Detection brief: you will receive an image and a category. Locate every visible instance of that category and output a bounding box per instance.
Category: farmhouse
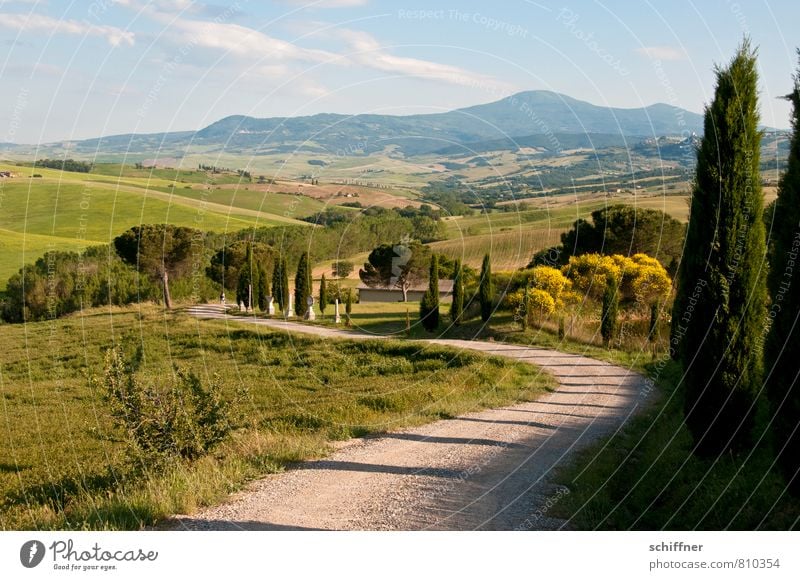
[357,279,454,303]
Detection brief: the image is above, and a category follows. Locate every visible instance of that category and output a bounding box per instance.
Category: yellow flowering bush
[561,254,621,299]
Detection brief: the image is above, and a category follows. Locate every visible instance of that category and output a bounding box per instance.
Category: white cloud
[339,29,515,91]
[171,18,334,62]
[115,3,512,93]
[635,46,687,61]
[0,12,134,46]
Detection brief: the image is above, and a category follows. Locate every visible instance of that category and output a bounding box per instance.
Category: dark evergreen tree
[450,258,464,325]
[236,242,255,309]
[280,257,290,313]
[257,262,270,312]
[479,253,493,322]
[207,240,273,293]
[319,274,328,317]
[671,40,768,456]
[765,53,800,492]
[271,258,284,310]
[601,275,619,347]
[294,252,312,314]
[358,242,430,302]
[556,205,685,268]
[420,255,440,332]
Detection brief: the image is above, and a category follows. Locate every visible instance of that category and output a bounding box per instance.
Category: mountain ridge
[8,90,708,157]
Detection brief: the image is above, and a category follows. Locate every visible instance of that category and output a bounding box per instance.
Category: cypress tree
[251,258,260,311]
[319,274,328,318]
[450,258,464,325]
[601,275,619,348]
[257,262,269,312]
[479,253,493,322]
[271,258,284,310]
[237,242,254,309]
[280,257,290,313]
[765,53,800,491]
[294,252,311,314]
[671,40,767,457]
[420,255,440,332]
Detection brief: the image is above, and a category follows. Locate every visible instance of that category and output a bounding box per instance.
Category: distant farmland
[429,227,563,271]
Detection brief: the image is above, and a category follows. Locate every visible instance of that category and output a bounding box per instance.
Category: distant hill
[8,90,707,158]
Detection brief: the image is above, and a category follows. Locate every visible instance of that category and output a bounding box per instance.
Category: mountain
[9,90,707,158]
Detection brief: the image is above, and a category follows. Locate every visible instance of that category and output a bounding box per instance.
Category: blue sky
[1,0,798,143]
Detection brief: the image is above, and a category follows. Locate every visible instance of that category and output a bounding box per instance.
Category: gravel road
[172,304,649,530]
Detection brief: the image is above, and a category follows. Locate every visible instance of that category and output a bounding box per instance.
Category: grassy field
[551,361,800,529]
[0,161,324,289]
[0,304,554,530]
[0,228,93,284]
[429,228,563,271]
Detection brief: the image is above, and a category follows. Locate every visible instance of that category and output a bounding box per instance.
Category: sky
[1,0,799,144]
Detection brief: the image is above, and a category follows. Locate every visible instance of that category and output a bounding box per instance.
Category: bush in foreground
[95,347,245,463]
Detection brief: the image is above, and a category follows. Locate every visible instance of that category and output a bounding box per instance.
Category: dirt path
[174,304,649,530]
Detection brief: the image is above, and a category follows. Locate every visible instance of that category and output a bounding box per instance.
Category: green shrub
[95,347,245,463]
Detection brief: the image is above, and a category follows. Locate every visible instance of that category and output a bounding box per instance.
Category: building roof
[357,279,454,293]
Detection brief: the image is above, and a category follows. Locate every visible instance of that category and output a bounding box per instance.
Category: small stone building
[357,280,454,303]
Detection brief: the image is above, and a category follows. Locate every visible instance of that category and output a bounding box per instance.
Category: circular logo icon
[20,540,46,568]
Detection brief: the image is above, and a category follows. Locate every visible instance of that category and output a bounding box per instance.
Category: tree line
[0,204,437,323]
[33,158,93,173]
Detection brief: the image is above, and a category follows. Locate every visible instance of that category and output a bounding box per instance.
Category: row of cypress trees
[671,41,800,491]
[420,253,495,332]
[236,243,270,311]
[240,249,342,318]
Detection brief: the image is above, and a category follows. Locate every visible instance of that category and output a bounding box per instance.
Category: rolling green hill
[0,162,319,288]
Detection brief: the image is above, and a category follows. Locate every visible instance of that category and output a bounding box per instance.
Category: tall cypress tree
[420,255,440,332]
[271,258,284,310]
[479,253,493,322]
[671,40,767,457]
[257,262,269,312]
[765,53,800,491]
[319,274,328,318]
[237,242,254,309]
[450,258,464,325]
[280,257,290,313]
[294,252,312,314]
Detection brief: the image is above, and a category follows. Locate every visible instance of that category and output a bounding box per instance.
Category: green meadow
[0,305,552,529]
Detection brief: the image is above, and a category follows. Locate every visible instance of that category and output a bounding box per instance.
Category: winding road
[173,304,649,530]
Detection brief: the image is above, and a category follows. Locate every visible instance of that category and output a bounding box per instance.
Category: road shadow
[381,432,528,449]
[456,416,563,430]
[298,460,462,478]
[171,519,324,531]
